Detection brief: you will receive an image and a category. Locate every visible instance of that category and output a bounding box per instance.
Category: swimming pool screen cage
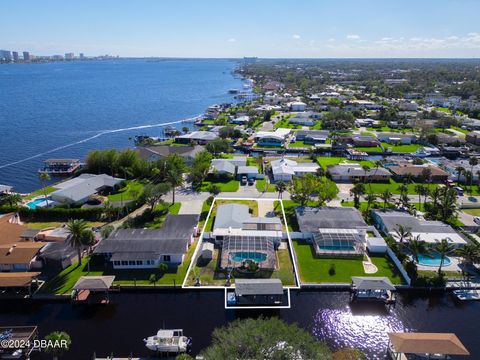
[220,235,276,270]
[313,230,364,256]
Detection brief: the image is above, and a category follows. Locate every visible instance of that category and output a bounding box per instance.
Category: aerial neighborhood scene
[1,0,480,359]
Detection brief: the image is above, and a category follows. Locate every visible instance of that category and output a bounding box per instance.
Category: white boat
[144,329,191,353]
[453,289,480,301]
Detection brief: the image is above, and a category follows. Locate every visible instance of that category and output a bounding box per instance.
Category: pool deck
[416,256,461,272]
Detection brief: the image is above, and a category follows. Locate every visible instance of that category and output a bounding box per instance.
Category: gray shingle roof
[213,204,250,229]
[373,210,457,234]
[295,206,367,232]
[328,165,391,177]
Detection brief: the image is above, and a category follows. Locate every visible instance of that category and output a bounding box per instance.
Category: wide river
[0,290,478,359]
[0,59,243,192]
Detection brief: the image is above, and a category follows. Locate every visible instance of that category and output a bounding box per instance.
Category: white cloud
[227,38,236,42]
[346,34,360,40]
[292,34,301,39]
[327,38,335,42]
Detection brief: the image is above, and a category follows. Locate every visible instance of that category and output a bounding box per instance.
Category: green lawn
[24,186,56,200]
[354,146,383,153]
[256,179,276,192]
[107,180,145,202]
[26,221,105,230]
[199,178,240,192]
[292,240,403,284]
[316,156,375,170]
[380,142,422,153]
[369,179,438,195]
[462,208,480,216]
[289,141,312,148]
[451,126,469,135]
[142,202,182,229]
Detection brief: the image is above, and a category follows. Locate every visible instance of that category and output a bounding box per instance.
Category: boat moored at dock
[144,329,192,354]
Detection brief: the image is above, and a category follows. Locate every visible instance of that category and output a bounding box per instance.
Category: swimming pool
[26,197,52,209]
[416,251,452,267]
[230,252,267,263]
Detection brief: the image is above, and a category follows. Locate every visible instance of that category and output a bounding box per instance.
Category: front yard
[198,176,240,192]
[256,178,276,192]
[292,240,403,284]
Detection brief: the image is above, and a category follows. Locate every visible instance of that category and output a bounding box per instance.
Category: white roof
[51,174,124,202]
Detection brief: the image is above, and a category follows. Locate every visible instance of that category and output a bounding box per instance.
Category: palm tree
[350,182,365,208]
[66,219,89,266]
[414,184,426,209]
[435,238,455,275]
[464,170,473,192]
[362,165,370,184]
[380,189,393,211]
[165,168,183,204]
[38,172,51,206]
[394,224,412,251]
[408,235,427,263]
[275,181,287,199]
[469,157,478,188]
[44,331,71,360]
[456,244,480,269]
[397,184,408,196]
[455,166,465,183]
[365,192,377,213]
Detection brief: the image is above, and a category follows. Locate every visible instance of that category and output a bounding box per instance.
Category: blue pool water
[383,163,399,167]
[26,197,51,209]
[417,251,452,267]
[230,252,267,263]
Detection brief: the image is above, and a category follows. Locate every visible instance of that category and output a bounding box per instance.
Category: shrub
[328,263,336,276]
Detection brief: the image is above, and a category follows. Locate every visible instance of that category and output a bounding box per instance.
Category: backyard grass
[353,146,383,153]
[289,141,312,148]
[107,180,145,202]
[292,240,403,284]
[316,156,375,170]
[380,142,422,153]
[273,248,296,285]
[255,178,276,192]
[24,186,56,200]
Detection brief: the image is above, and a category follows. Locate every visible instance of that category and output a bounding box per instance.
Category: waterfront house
[175,131,218,145]
[0,184,12,196]
[372,210,467,247]
[37,241,79,269]
[0,242,45,272]
[327,164,391,182]
[94,214,199,269]
[50,173,124,205]
[376,132,417,144]
[262,81,284,92]
[295,130,330,144]
[437,158,480,183]
[254,128,290,147]
[351,135,379,147]
[211,204,282,271]
[229,115,250,125]
[386,163,449,183]
[136,144,203,165]
[271,158,319,182]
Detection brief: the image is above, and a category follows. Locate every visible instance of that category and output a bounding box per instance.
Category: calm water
[0,60,243,192]
[0,290,478,359]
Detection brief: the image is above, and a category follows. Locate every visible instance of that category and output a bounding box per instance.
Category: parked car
[241,176,247,185]
[474,217,480,225]
[248,178,255,186]
[453,186,464,195]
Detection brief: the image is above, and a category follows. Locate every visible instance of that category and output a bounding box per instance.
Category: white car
[473,217,480,225]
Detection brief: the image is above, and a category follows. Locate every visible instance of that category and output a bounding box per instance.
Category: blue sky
[1,0,479,58]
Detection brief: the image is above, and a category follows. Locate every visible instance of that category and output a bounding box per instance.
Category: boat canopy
[351,276,395,291]
[388,332,470,356]
[73,276,115,292]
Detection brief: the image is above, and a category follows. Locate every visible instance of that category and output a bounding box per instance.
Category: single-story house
[50,174,124,205]
[376,132,417,144]
[175,131,218,145]
[254,129,291,147]
[212,203,283,270]
[271,158,319,182]
[229,115,250,125]
[437,158,480,183]
[372,210,467,248]
[236,166,259,180]
[289,114,315,126]
[94,214,199,269]
[351,135,379,147]
[327,164,391,182]
[355,118,380,127]
[0,213,27,246]
[0,242,45,272]
[295,130,330,144]
[210,157,248,177]
[136,144,204,165]
[37,241,79,269]
[387,164,449,183]
[289,101,307,112]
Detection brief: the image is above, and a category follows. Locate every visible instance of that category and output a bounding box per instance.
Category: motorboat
[144,329,192,353]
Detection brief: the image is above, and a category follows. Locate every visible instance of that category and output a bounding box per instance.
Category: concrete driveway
[458,210,480,226]
[257,200,275,217]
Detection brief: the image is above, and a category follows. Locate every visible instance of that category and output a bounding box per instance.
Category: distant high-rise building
[23,51,30,61]
[79,53,85,60]
[65,52,74,60]
[0,50,12,62]
[52,55,64,60]
[12,51,19,62]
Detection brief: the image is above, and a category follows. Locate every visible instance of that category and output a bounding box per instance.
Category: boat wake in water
[0,115,201,170]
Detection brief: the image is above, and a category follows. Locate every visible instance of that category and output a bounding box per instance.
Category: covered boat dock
[0,326,39,358]
[387,332,470,359]
[0,272,41,298]
[225,279,290,309]
[72,275,115,304]
[351,276,396,304]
